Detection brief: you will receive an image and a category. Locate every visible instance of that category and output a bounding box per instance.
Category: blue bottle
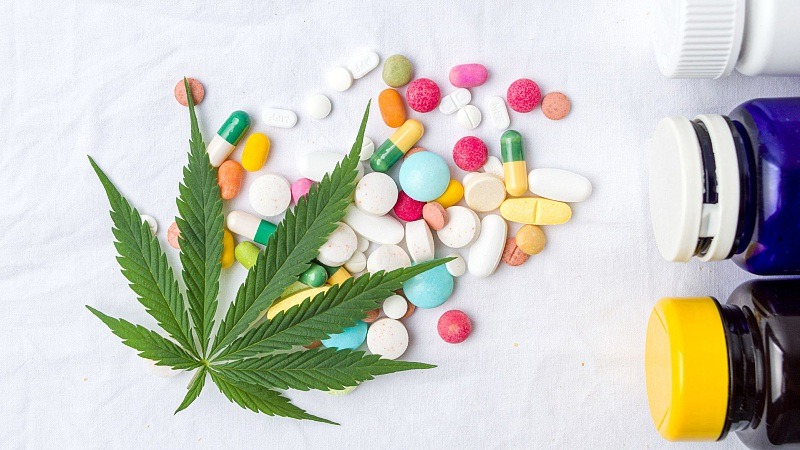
[649,98,800,275]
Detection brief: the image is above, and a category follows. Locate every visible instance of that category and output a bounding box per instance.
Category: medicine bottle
[652,0,800,78]
[645,279,800,448]
[649,97,800,275]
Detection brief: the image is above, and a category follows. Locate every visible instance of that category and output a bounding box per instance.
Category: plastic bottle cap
[652,0,745,78]
[645,297,729,441]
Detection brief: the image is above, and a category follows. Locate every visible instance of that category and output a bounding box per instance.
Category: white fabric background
[2,0,799,448]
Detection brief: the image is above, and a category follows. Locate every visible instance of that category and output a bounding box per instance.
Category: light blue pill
[322,321,368,350]
[403,264,454,309]
[398,151,451,202]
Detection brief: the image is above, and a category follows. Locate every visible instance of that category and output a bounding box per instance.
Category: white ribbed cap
[652,0,745,79]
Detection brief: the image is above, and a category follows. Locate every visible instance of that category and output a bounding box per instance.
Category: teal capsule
[207,110,250,167]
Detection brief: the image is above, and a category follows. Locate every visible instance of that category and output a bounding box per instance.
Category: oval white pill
[457,104,482,130]
[437,206,480,249]
[326,66,353,92]
[317,222,358,267]
[528,168,593,203]
[482,156,504,180]
[343,205,404,245]
[367,318,408,360]
[344,251,367,274]
[464,173,506,212]
[356,233,370,252]
[439,88,472,115]
[405,220,435,263]
[354,172,398,216]
[347,49,380,79]
[359,137,375,161]
[139,214,158,235]
[306,94,332,120]
[445,253,466,277]
[299,152,364,182]
[487,96,510,130]
[367,244,410,273]
[382,294,408,319]
[249,174,292,217]
[261,107,298,128]
[468,214,507,277]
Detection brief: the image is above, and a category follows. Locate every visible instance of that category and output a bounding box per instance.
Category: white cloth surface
[2,0,799,448]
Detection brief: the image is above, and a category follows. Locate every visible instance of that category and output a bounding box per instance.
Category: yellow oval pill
[242,132,270,172]
[435,179,464,208]
[267,286,329,320]
[499,198,571,225]
[221,229,235,268]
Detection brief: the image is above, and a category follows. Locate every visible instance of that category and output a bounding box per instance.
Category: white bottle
[652,0,800,78]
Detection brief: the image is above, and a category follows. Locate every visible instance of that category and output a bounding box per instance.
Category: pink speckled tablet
[291,178,315,204]
[167,221,181,249]
[452,136,488,171]
[393,191,425,221]
[174,78,205,107]
[542,92,571,120]
[422,202,448,231]
[449,64,488,88]
[404,146,426,159]
[405,78,441,113]
[438,310,472,344]
[507,78,541,113]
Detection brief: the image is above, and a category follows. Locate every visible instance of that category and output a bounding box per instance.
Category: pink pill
[507,78,542,113]
[438,310,472,344]
[167,221,181,250]
[405,78,441,113]
[452,136,488,171]
[291,178,315,204]
[393,191,425,221]
[449,64,488,88]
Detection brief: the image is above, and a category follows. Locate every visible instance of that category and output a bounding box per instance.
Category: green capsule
[300,263,328,287]
[218,111,250,146]
[500,130,524,162]
[234,241,260,270]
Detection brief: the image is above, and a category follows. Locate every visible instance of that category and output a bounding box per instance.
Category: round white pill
[249,174,291,217]
[437,206,481,249]
[306,94,332,120]
[356,233,370,252]
[317,222,358,267]
[382,294,408,319]
[439,88,472,115]
[139,214,158,235]
[482,156,504,180]
[464,173,506,212]
[344,251,367,274]
[405,220,435,263]
[326,66,353,92]
[445,253,466,277]
[457,104,482,129]
[354,172,398,216]
[359,137,375,161]
[367,318,409,360]
[367,244,410,273]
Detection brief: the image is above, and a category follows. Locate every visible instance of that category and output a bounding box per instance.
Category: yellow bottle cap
[645,297,729,441]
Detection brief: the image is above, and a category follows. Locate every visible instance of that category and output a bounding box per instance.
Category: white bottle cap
[652,0,745,78]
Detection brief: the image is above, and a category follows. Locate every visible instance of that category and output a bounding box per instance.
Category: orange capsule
[378,88,406,128]
[218,160,244,200]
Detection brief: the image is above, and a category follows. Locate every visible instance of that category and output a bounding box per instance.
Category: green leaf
[86,305,199,370]
[175,366,207,414]
[216,347,434,391]
[215,259,448,361]
[210,102,371,356]
[88,156,197,358]
[209,370,337,424]
[176,78,224,357]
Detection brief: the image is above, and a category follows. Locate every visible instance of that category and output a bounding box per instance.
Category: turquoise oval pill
[398,151,450,202]
[403,264,454,309]
[321,321,368,350]
[299,263,328,287]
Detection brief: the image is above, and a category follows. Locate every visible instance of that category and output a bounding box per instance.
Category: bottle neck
[727,118,758,257]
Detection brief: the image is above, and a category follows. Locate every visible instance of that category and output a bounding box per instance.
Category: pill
[507,78,542,113]
[445,253,466,277]
[317,222,358,267]
[267,286,329,320]
[299,151,365,182]
[404,146,426,159]
[541,92,571,120]
[482,156,505,180]
[261,107,298,129]
[439,88,472,115]
[382,294,408,319]
[359,137,375,161]
[139,214,158,235]
[235,241,260,269]
[456,105,482,130]
[502,237,529,266]
[393,190,425,222]
[322,321,368,350]
[363,308,381,323]
[367,318,409,360]
[528,168,592,203]
[405,220,435,263]
[438,310,472,344]
[403,264,454,309]
[515,225,546,255]
[343,205,404,245]
[347,49,380,79]
[304,340,322,349]
[291,178,315,204]
[464,173,506,212]
[435,179,464,208]
[487,96,511,130]
[437,206,480,249]
[249,174,292,217]
[468,215,507,277]
[405,78,441,113]
[306,94,332,120]
[398,151,450,202]
[167,221,181,249]
[300,263,328,287]
[221,229,235,269]
[344,251,367,274]
[326,66,353,92]
[370,119,424,173]
[382,54,413,87]
[327,384,359,396]
[449,64,488,88]
[241,132,270,172]
[367,244,411,273]
[321,264,353,286]
[174,78,205,107]
[218,160,244,200]
[207,111,250,167]
[226,211,277,245]
[356,233,369,252]
[402,300,416,319]
[378,88,406,128]
[499,198,572,225]
[452,136,488,171]
[500,130,528,196]
[354,172,398,216]
[422,202,448,231]
[281,280,316,300]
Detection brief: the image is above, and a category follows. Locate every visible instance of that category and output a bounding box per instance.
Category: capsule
[207,111,250,167]
[221,229,235,269]
[234,241,260,269]
[370,119,424,172]
[318,263,353,286]
[226,210,276,245]
[500,130,528,196]
[299,263,328,287]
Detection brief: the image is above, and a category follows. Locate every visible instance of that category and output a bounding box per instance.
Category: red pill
[507,78,542,113]
[174,77,205,107]
[405,78,441,113]
[452,136,488,171]
[393,190,425,221]
[438,310,472,344]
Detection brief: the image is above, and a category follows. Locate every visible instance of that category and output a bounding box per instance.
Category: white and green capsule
[226,211,276,245]
[207,111,250,167]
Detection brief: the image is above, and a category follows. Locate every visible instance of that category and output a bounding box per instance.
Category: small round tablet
[354,172,398,216]
[317,222,358,266]
[482,156,505,180]
[249,174,292,217]
[326,66,353,92]
[359,137,375,161]
[306,94,332,120]
[445,253,466,277]
[344,251,367,274]
[457,105,482,129]
[464,173,506,212]
[139,214,158,235]
[173,77,205,107]
[437,206,480,249]
[356,233,370,252]
[367,244,410,273]
[422,202,448,231]
[405,220,435,263]
[167,222,181,249]
[382,294,408,319]
[367,318,409,360]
